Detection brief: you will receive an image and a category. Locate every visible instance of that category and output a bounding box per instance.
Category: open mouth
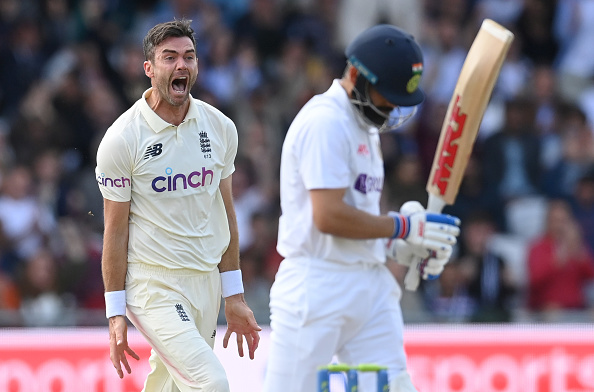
[172,76,188,94]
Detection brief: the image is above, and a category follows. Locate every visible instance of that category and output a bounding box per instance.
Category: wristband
[220,270,244,298]
[391,214,410,239]
[104,290,126,319]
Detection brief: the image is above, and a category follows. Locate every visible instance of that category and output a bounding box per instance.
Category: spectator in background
[553,0,594,103]
[16,247,76,326]
[335,0,422,50]
[0,165,56,273]
[383,154,427,212]
[0,0,593,328]
[527,199,594,319]
[420,15,467,106]
[422,262,475,323]
[457,211,517,322]
[571,167,594,254]
[482,96,541,231]
[234,0,287,76]
[0,270,19,324]
[514,0,559,66]
[232,155,268,252]
[442,155,489,225]
[527,65,563,170]
[541,103,594,200]
[0,17,48,122]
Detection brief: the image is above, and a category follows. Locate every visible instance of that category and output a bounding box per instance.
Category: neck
[146,88,189,126]
[339,77,354,98]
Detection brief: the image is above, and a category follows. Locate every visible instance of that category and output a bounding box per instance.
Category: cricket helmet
[345,24,425,107]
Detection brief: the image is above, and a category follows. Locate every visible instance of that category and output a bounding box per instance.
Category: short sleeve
[295,110,351,190]
[221,118,238,180]
[95,130,133,202]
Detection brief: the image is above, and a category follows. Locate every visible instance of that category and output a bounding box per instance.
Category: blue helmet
[345,24,425,107]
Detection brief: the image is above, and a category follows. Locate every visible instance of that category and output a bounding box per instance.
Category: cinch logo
[152,167,214,192]
[354,173,383,194]
[431,94,467,195]
[97,173,131,188]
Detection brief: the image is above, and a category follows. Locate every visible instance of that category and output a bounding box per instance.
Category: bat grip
[403,194,446,291]
[404,256,424,291]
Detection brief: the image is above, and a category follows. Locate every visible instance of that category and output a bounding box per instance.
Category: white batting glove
[387,201,460,279]
[386,238,421,267]
[389,205,460,249]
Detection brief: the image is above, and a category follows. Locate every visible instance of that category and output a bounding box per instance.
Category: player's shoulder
[191,96,234,126]
[290,92,352,138]
[102,100,144,141]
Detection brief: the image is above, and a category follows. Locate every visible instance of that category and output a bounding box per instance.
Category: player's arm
[311,189,459,274]
[310,188,395,239]
[218,175,261,359]
[102,198,139,378]
[102,199,130,292]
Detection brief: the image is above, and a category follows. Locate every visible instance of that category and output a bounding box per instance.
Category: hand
[108,315,139,378]
[390,207,460,250]
[386,238,453,278]
[386,238,424,267]
[388,201,460,279]
[223,294,262,360]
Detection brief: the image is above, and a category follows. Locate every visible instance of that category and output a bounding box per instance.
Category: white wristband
[220,270,244,298]
[104,290,127,318]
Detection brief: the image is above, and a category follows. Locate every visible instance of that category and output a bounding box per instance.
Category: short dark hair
[143,19,196,62]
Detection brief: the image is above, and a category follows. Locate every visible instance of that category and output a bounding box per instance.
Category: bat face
[430,95,467,197]
[425,19,514,206]
[405,19,514,291]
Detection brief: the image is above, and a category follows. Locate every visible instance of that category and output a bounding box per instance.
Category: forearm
[101,199,131,292]
[314,200,394,239]
[218,207,245,299]
[102,226,129,291]
[218,175,241,272]
[219,212,240,273]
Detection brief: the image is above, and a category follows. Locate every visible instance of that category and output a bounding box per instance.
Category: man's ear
[144,60,153,78]
[348,65,359,83]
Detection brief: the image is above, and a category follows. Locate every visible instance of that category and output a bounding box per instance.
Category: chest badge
[357,144,370,156]
[199,131,212,158]
[144,143,163,159]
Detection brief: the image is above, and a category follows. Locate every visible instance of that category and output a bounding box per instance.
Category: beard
[352,77,392,127]
[154,73,195,106]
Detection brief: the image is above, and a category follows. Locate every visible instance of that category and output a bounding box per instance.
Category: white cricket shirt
[96,88,238,271]
[277,80,386,265]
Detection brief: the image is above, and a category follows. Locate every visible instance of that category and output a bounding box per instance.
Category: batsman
[262,25,461,392]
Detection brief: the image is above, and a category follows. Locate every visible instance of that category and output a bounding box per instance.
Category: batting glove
[390,207,460,248]
[387,201,460,279]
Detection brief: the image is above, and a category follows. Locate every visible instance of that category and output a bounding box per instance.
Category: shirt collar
[139,88,199,133]
[329,79,377,133]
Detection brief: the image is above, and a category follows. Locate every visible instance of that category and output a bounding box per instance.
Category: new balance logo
[175,304,190,322]
[144,143,163,159]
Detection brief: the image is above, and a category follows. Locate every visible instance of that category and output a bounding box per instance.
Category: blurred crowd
[0,0,593,327]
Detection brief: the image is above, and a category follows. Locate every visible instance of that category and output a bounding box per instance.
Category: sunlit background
[0,0,594,391]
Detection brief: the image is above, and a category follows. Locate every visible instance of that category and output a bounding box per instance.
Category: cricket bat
[404,19,514,291]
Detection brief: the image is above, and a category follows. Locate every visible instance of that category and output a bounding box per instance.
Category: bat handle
[403,194,447,291]
[404,255,424,291]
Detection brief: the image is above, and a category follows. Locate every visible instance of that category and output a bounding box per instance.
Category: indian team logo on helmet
[407,63,423,94]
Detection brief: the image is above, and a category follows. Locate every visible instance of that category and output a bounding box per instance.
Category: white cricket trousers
[125,262,229,392]
[262,258,418,392]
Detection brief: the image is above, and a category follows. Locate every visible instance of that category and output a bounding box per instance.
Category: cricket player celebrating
[96,19,260,391]
[263,25,461,392]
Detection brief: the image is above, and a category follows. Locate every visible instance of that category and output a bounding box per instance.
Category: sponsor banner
[0,325,593,391]
[405,325,594,392]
